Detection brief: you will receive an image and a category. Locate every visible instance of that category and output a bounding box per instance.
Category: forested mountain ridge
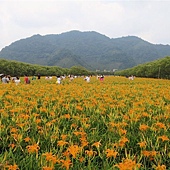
[0,30,170,71]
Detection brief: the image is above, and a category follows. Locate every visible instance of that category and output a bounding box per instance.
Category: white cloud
[0,0,170,50]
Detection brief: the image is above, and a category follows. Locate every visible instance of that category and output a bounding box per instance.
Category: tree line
[0,59,92,77]
[1,56,169,79]
[115,56,170,79]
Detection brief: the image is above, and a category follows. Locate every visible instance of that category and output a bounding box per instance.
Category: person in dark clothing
[37,74,41,79]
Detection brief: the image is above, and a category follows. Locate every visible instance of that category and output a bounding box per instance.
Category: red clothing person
[24,75,30,84]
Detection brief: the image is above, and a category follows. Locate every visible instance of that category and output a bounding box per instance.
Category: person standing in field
[84,75,90,83]
[24,75,30,84]
[56,76,62,84]
[1,75,9,83]
[129,75,134,80]
[14,77,21,85]
[100,75,104,82]
[32,75,36,80]
[37,73,41,80]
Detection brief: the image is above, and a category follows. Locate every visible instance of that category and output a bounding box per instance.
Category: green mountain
[0,30,170,71]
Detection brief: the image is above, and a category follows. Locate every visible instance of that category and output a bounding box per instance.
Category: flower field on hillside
[0,76,170,170]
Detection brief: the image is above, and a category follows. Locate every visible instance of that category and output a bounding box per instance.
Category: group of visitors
[0,73,42,85]
[55,75,92,84]
[0,75,21,85]
[1,75,10,83]
[1,73,106,85]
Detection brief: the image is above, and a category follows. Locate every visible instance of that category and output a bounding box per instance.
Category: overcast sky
[0,0,170,50]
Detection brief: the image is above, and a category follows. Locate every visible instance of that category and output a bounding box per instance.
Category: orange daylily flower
[150,150,157,157]
[155,164,166,170]
[61,134,68,140]
[139,124,149,131]
[142,112,149,117]
[35,119,41,124]
[8,143,16,149]
[138,141,146,148]
[79,157,85,162]
[62,150,70,157]
[10,128,18,133]
[158,135,169,141]
[71,123,77,129]
[26,144,40,153]
[85,149,97,157]
[76,105,83,111]
[119,136,129,144]
[155,122,166,130]
[24,137,31,142]
[49,111,55,117]
[73,131,82,136]
[63,114,71,119]
[60,158,72,170]
[106,149,118,158]
[92,141,101,148]
[57,140,68,147]
[142,150,150,157]
[115,158,141,170]
[6,164,19,170]
[67,145,80,158]
[81,140,89,147]
[42,152,59,164]
[142,150,157,157]
[119,128,127,135]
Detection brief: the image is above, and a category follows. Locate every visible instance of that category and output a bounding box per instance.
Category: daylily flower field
[0,76,170,170]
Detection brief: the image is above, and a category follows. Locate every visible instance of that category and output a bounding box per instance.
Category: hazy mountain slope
[111,36,168,64]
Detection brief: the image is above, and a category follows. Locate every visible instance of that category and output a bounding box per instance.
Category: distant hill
[115,56,170,79]
[0,30,170,71]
